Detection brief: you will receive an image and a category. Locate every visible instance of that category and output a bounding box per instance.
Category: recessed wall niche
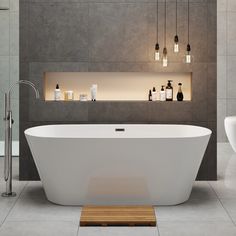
[44,72,192,101]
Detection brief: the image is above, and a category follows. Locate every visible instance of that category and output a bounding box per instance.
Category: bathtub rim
[24,124,212,139]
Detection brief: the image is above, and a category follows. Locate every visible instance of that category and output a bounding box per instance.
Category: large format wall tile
[0,10,9,56]
[10,10,19,56]
[28,2,89,62]
[0,0,19,144]
[217,56,227,99]
[217,99,227,142]
[89,3,149,62]
[217,11,227,56]
[227,56,236,99]
[218,0,227,12]
[228,0,236,12]
[227,12,236,55]
[0,56,10,94]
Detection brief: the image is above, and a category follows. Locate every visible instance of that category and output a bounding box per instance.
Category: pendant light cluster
[154,0,192,66]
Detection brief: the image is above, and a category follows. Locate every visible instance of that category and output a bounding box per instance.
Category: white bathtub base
[25,125,211,206]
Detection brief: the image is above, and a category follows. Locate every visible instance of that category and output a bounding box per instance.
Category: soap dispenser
[166,80,173,101]
[177,83,184,101]
[54,84,61,101]
[160,85,166,101]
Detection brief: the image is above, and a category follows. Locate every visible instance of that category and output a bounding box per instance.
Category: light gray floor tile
[210,179,236,199]
[0,221,78,236]
[209,144,236,199]
[220,198,236,224]
[0,181,26,225]
[0,181,27,197]
[157,222,236,236]
[20,181,46,199]
[217,143,236,178]
[78,227,158,236]
[155,198,230,222]
[0,198,16,226]
[190,181,217,200]
[7,196,81,223]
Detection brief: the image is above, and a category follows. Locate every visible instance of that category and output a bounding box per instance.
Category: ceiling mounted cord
[186,0,192,63]
[163,0,168,67]
[174,0,179,53]
[154,0,160,61]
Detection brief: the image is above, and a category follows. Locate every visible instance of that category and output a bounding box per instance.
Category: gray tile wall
[217,0,236,142]
[20,0,217,180]
[0,0,19,141]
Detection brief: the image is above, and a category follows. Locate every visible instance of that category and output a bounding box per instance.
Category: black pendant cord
[164,0,167,48]
[175,0,178,36]
[187,0,190,49]
[156,0,159,43]
[174,0,179,44]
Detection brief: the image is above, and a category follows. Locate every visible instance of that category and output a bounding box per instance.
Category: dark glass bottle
[177,83,184,101]
[166,80,173,101]
[148,89,152,101]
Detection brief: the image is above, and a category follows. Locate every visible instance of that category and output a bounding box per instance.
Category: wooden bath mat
[80,206,156,227]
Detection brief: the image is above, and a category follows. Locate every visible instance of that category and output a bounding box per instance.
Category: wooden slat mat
[80,206,156,227]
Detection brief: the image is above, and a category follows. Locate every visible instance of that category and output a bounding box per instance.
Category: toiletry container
[80,94,88,102]
[91,84,98,101]
[160,86,166,101]
[148,90,152,101]
[152,87,157,101]
[166,80,173,101]
[64,91,74,101]
[177,83,184,101]
[54,84,61,101]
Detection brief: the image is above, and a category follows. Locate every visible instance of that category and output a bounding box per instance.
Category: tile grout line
[157,223,161,236]
[0,181,28,227]
[208,181,236,227]
[76,224,80,236]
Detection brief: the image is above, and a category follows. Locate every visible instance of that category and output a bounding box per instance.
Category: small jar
[80,94,88,102]
[64,91,74,101]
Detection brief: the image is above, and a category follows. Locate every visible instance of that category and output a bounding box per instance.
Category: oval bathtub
[25,124,211,206]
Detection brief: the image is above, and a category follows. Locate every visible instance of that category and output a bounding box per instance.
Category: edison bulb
[154,43,160,61]
[185,52,191,64]
[155,50,160,61]
[163,55,168,67]
[174,43,179,53]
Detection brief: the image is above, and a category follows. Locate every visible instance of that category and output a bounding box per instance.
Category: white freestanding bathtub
[25,124,211,206]
[225,116,236,152]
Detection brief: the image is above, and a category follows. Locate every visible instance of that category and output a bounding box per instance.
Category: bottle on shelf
[177,83,184,101]
[148,89,152,101]
[152,87,157,101]
[91,84,98,101]
[160,85,166,102]
[64,91,74,101]
[54,84,61,101]
[166,80,173,101]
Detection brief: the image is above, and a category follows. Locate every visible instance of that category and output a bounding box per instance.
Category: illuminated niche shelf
[44,72,192,102]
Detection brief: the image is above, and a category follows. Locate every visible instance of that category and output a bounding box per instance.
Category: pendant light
[154,0,160,61]
[185,0,192,64]
[163,0,168,67]
[174,0,179,53]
